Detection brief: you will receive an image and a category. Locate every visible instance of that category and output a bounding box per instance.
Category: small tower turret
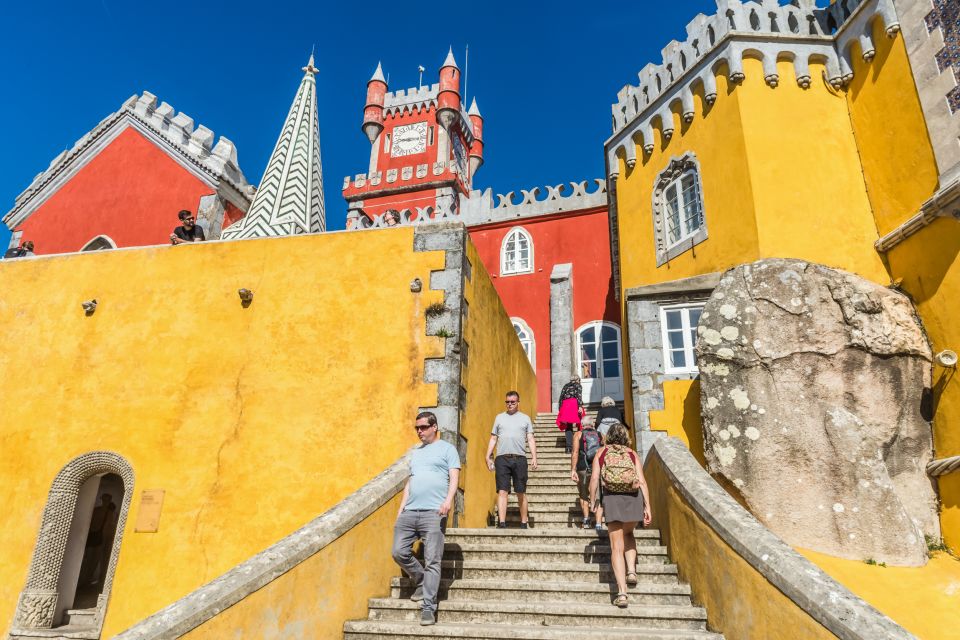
[468,98,484,177]
[362,62,387,144]
[436,48,461,131]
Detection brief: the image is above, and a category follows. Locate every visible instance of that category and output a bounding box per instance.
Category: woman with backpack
[569,416,604,531]
[556,377,584,453]
[588,423,652,608]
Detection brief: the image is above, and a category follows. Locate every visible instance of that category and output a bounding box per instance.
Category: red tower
[344,49,481,226]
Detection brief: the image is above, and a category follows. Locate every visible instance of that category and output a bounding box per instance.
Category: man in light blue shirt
[392,411,461,626]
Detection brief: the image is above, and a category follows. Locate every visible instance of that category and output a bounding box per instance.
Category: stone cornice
[604,0,901,176]
[875,177,960,252]
[4,92,253,230]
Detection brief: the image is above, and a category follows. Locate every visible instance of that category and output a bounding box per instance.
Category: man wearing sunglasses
[392,411,461,626]
[485,391,538,528]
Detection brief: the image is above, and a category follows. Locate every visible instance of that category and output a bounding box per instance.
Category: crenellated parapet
[348,179,608,230]
[606,0,901,176]
[5,91,253,229]
[383,83,440,117]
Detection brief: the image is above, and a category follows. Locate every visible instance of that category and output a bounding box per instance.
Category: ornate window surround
[652,153,708,266]
[500,226,534,276]
[11,451,135,639]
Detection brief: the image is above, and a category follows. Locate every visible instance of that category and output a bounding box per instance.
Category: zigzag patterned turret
[607,0,900,173]
[221,56,326,239]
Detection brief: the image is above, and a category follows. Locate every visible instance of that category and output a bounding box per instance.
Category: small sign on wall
[134,489,165,533]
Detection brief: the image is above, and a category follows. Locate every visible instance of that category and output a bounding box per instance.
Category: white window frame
[500,227,534,276]
[652,153,708,266]
[511,317,535,366]
[659,303,704,375]
[80,235,117,252]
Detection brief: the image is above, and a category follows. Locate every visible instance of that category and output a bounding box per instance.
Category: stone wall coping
[625,272,722,299]
[650,437,916,640]
[113,452,413,640]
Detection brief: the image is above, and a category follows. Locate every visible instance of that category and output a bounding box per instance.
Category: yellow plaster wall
[648,379,704,466]
[885,217,960,548]
[644,451,835,640]
[846,21,940,236]
[0,230,447,636]
[736,59,887,283]
[615,69,761,291]
[459,239,538,527]
[180,491,403,639]
[799,547,960,640]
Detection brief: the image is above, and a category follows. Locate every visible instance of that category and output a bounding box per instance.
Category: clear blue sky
[0,0,734,249]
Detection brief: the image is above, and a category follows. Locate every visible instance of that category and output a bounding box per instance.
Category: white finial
[303,53,318,76]
[468,98,482,117]
[442,46,459,70]
[370,61,386,84]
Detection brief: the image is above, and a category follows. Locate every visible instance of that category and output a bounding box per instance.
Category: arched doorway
[11,452,134,637]
[576,321,624,404]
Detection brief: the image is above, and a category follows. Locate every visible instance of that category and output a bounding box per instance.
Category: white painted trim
[510,317,536,367]
[575,321,624,400]
[499,226,534,276]
[659,303,704,375]
[80,235,118,251]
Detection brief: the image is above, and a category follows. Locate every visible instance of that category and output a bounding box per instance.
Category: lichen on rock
[698,258,938,566]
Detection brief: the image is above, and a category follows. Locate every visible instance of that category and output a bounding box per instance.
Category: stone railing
[607,0,900,172]
[114,452,412,639]
[342,160,460,194]
[645,436,916,640]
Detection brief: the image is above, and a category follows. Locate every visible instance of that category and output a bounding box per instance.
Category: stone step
[439,559,678,583]
[507,495,582,506]
[440,542,668,563]
[344,621,723,640]
[502,511,596,526]
[64,608,97,627]
[445,528,661,543]
[366,599,708,631]
[519,484,585,494]
[390,577,694,606]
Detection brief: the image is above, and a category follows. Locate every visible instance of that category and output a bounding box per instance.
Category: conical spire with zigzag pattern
[222,55,325,239]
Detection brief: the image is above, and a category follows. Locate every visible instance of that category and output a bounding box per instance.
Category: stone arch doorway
[11,451,134,639]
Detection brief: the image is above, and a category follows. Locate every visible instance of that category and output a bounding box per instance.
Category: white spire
[221,55,325,239]
[370,61,386,84]
[468,98,482,117]
[441,46,459,69]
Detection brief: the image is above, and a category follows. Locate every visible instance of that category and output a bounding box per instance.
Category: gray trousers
[392,510,446,612]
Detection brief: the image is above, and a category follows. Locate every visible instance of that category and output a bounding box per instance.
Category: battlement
[6,91,253,228]
[384,83,440,116]
[607,0,900,172]
[341,160,461,196]
[349,179,608,229]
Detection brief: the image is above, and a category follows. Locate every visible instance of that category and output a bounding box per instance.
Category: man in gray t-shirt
[485,391,538,528]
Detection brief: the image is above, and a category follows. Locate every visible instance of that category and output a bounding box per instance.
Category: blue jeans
[392,510,446,613]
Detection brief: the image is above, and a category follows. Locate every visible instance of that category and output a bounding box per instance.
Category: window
[81,235,116,252]
[500,227,533,275]
[660,304,704,374]
[428,126,435,146]
[576,321,624,402]
[511,318,535,366]
[652,153,708,266]
[383,133,391,153]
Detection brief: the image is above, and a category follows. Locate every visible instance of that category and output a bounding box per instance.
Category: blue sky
[0,0,729,248]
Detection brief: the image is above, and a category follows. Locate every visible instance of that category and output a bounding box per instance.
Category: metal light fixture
[935,350,958,368]
[238,288,254,308]
[81,299,97,316]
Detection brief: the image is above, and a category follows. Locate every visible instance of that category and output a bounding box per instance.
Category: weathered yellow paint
[648,379,704,466]
[885,217,960,548]
[644,451,834,640]
[0,229,448,636]
[846,22,940,236]
[799,547,960,640]
[459,239,538,527]
[182,491,403,639]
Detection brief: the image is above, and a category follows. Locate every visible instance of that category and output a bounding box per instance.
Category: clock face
[390,122,428,157]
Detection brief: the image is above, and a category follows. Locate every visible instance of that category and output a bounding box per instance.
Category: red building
[345,52,621,412]
[3,92,253,254]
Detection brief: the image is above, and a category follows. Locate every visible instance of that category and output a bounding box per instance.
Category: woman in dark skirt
[588,423,652,608]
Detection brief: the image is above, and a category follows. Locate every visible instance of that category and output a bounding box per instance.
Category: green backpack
[599,445,639,493]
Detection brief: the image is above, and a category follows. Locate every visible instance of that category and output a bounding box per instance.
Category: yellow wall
[886,218,960,548]
[649,379,704,466]
[799,547,960,640]
[846,21,940,236]
[181,491,403,639]
[0,230,447,636]
[644,450,835,640]
[459,239,538,527]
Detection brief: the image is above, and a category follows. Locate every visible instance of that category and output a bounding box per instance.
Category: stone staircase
[343,412,722,639]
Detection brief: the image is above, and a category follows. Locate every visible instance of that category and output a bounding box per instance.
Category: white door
[577,322,624,403]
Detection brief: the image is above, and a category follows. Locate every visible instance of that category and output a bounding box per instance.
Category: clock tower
[344,48,484,226]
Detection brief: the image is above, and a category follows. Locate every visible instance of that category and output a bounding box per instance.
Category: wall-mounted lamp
[935,350,958,368]
[238,288,254,308]
[410,278,423,293]
[81,299,97,316]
